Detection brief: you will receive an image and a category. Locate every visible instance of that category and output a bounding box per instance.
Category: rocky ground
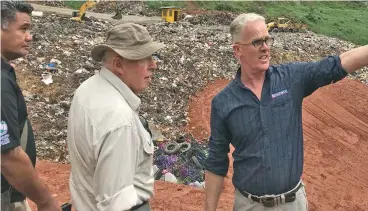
[13,7,367,163]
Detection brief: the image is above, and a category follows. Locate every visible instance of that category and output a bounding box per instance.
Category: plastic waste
[39,63,57,72]
[32,11,43,17]
[41,73,53,85]
[164,172,178,183]
[188,181,205,188]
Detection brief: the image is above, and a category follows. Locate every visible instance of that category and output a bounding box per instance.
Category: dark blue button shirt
[205,55,347,195]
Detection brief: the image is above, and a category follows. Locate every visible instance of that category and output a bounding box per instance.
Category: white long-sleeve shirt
[67,67,154,211]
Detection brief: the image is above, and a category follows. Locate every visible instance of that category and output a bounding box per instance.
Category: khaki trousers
[233,183,309,211]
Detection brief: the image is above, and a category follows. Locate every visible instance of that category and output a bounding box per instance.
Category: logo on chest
[271,89,288,99]
[0,121,8,136]
[0,121,10,146]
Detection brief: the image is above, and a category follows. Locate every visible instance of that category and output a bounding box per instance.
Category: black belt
[61,201,148,211]
[238,182,303,207]
[131,201,148,210]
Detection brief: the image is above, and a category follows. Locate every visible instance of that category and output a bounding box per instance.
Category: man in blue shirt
[205,13,368,211]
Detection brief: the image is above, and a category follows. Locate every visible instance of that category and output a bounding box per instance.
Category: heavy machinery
[71,0,96,21]
[161,6,182,23]
[71,0,122,22]
[71,1,183,23]
[267,17,307,33]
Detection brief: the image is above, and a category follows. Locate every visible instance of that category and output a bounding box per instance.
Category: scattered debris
[12,8,366,164]
[32,11,43,17]
[74,68,88,74]
[41,73,53,85]
[188,181,205,189]
[33,1,158,17]
[153,135,208,187]
[163,172,178,183]
[39,63,57,72]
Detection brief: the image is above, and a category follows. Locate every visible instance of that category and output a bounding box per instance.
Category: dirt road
[30,78,368,211]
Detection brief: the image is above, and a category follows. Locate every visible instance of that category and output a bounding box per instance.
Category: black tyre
[163,141,180,155]
[180,142,191,153]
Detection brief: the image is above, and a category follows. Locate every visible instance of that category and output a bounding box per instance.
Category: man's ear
[233,44,241,59]
[112,56,123,69]
[111,56,125,77]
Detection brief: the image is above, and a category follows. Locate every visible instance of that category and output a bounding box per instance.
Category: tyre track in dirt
[301,79,368,211]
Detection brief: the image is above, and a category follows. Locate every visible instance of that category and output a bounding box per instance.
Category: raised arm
[340,45,368,73]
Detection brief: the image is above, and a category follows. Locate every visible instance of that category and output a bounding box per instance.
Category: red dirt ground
[29,78,368,211]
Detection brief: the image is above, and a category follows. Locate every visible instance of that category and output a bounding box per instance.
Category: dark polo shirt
[1,57,37,202]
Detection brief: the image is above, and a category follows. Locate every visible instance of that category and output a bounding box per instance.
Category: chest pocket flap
[271,89,292,107]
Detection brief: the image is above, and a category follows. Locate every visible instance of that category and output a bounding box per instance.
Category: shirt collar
[234,66,271,87]
[1,56,14,73]
[99,67,141,111]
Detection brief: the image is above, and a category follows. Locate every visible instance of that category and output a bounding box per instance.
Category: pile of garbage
[153,135,208,188]
[34,1,238,24]
[33,0,159,17]
[12,8,367,163]
[184,11,237,26]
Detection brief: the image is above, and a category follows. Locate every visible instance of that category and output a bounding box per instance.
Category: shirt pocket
[271,91,293,108]
[143,130,154,155]
[143,141,154,155]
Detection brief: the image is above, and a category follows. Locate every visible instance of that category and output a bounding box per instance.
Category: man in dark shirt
[205,13,368,211]
[1,1,60,211]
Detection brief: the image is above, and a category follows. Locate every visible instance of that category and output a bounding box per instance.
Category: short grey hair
[230,13,265,43]
[1,0,33,29]
[101,50,118,63]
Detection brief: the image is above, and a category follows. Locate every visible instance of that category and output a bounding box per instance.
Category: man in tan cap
[66,23,165,211]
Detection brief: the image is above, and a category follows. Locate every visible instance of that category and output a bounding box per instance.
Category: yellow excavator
[71,0,122,22]
[267,17,307,33]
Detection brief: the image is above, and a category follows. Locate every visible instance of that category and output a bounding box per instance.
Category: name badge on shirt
[272,89,288,99]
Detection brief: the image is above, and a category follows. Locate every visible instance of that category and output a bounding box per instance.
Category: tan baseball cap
[91,23,165,62]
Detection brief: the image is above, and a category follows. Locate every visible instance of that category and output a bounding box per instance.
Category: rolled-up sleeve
[290,55,348,97]
[205,96,230,177]
[93,125,139,211]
